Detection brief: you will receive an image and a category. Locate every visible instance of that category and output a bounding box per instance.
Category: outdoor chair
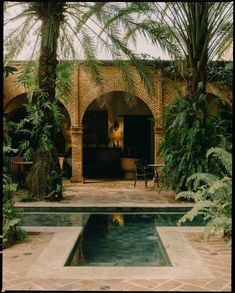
[9,156,32,188]
[134,160,154,188]
[9,156,24,176]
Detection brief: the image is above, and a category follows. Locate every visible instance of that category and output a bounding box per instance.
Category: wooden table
[12,161,33,187]
[147,163,165,187]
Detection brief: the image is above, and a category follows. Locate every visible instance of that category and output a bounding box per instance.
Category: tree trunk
[26,146,62,200]
[186,3,208,101]
[27,3,65,200]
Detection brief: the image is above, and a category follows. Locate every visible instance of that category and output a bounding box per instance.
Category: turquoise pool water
[66,214,172,267]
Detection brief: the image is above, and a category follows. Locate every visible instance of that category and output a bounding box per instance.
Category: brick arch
[4,78,73,124]
[162,80,232,110]
[4,87,26,111]
[4,93,27,113]
[207,83,232,110]
[79,77,159,125]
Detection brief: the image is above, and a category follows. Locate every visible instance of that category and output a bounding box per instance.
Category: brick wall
[4,62,232,181]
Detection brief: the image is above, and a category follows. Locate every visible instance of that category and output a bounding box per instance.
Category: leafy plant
[3,65,18,78]
[3,114,27,247]
[4,2,163,199]
[207,61,233,90]
[3,173,18,203]
[3,200,27,247]
[135,2,233,98]
[17,193,37,202]
[18,90,65,159]
[175,147,232,244]
[158,91,232,193]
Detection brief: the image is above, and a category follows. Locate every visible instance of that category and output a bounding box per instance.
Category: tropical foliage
[207,61,233,90]
[4,2,169,199]
[158,92,232,192]
[4,2,168,99]
[3,115,27,247]
[176,147,232,244]
[4,2,233,199]
[134,2,233,192]
[13,61,73,200]
[135,2,233,96]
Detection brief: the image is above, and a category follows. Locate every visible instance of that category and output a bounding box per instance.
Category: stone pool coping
[15,203,194,207]
[22,226,214,280]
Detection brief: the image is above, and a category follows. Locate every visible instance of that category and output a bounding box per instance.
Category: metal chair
[134,160,154,188]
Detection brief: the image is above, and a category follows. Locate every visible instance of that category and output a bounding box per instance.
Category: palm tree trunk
[186,3,208,102]
[27,3,65,200]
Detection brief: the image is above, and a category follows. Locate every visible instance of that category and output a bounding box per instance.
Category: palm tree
[127,2,233,192]
[4,2,173,199]
[134,2,233,99]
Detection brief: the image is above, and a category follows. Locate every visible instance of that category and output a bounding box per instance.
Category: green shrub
[3,116,27,247]
[3,174,27,247]
[159,94,232,192]
[3,201,27,247]
[18,193,37,202]
[176,147,232,244]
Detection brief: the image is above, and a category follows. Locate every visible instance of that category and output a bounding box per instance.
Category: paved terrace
[3,228,231,291]
[15,179,194,208]
[4,179,231,291]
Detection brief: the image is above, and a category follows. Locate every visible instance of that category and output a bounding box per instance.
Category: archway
[82,91,154,179]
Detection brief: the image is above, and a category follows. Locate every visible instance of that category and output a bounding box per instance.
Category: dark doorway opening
[83,110,122,178]
[123,115,153,163]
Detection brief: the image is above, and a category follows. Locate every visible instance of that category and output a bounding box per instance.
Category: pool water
[20,209,206,267]
[20,210,204,227]
[21,212,87,226]
[66,214,172,267]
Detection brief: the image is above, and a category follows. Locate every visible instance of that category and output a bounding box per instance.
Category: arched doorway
[82,91,154,179]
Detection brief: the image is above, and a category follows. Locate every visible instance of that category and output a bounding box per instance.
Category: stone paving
[3,180,232,291]
[15,179,192,207]
[3,229,231,291]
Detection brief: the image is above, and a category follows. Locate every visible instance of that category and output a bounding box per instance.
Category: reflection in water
[68,214,172,267]
[110,214,124,226]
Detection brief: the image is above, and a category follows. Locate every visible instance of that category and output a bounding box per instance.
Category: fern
[178,200,213,225]
[206,147,232,177]
[177,147,232,244]
[186,173,218,190]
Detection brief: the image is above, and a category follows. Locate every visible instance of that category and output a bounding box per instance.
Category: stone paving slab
[3,226,231,291]
[5,180,231,291]
[22,227,213,280]
[15,180,194,208]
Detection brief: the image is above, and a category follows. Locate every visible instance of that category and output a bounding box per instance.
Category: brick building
[4,61,232,182]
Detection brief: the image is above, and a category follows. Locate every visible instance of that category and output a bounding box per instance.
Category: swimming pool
[20,206,204,227]
[19,207,205,267]
[65,214,172,267]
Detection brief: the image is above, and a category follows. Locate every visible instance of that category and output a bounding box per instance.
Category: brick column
[154,127,165,164]
[70,126,83,183]
[153,70,165,164]
[154,69,163,127]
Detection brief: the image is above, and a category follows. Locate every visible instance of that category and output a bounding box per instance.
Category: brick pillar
[154,127,165,164]
[153,70,164,164]
[70,126,83,183]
